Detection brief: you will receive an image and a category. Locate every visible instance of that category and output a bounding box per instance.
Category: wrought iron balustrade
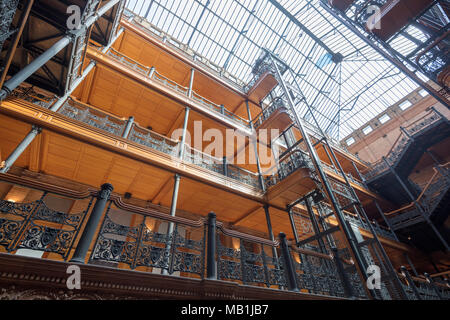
[399,269,450,300]
[182,145,260,188]
[89,201,206,277]
[253,97,292,129]
[216,229,286,288]
[103,46,250,128]
[128,123,179,157]
[263,148,314,189]
[59,98,127,136]
[364,109,445,180]
[0,183,93,260]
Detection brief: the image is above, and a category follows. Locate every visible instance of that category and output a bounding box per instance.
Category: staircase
[386,165,450,252]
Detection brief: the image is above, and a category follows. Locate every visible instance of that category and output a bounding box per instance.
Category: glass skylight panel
[127,0,421,140]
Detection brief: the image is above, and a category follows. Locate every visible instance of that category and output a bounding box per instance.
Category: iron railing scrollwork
[216,231,286,288]
[0,193,93,260]
[89,202,206,277]
[104,47,250,128]
[364,109,445,180]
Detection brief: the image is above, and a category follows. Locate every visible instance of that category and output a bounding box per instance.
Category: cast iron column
[70,183,114,263]
[206,211,217,279]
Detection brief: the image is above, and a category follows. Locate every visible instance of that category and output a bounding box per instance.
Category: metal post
[0,125,41,173]
[70,183,114,263]
[188,68,195,98]
[263,204,279,261]
[279,232,299,292]
[206,211,217,279]
[268,52,372,295]
[287,207,300,244]
[304,196,328,254]
[331,247,355,299]
[374,201,399,241]
[424,272,443,300]
[222,156,228,176]
[148,66,155,78]
[122,116,134,138]
[246,99,266,191]
[162,174,182,275]
[178,107,190,159]
[401,266,422,300]
[383,156,449,251]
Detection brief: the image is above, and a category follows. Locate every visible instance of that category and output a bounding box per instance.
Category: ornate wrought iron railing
[386,165,450,230]
[89,201,206,277]
[263,148,314,189]
[364,109,444,180]
[0,182,94,260]
[253,97,292,129]
[216,227,286,288]
[104,46,250,128]
[399,269,450,300]
[56,98,260,189]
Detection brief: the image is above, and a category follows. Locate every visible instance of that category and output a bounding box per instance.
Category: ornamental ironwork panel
[0,194,93,259]
[129,125,179,156]
[0,0,19,53]
[90,204,206,277]
[59,99,126,136]
[217,235,285,288]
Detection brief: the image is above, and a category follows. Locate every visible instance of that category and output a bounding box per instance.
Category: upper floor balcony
[85,45,252,134]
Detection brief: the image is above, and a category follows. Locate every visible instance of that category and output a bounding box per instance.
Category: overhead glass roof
[125,0,421,140]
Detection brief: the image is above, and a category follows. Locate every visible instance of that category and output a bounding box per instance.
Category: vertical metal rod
[206,211,217,279]
[401,266,422,300]
[263,204,279,262]
[222,156,228,176]
[122,116,134,138]
[70,183,114,263]
[162,174,182,275]
[287,207,300,244]
[424,272,443,300]
[279,232,299,292]
[188,68,195,98]
[178,107,190,159]
[268,52,372,297]
[304,197,328,254]
[246,99,266,191]
[148,66,155,78]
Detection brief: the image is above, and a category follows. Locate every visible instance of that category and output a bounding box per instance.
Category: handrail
[385,162,450,217]
[363,108,444,178]
[102,46,250,128]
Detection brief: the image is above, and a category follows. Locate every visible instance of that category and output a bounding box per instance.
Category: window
[418,89,429,97]
[379,114,390,124]
[346,137,355,146]
[362,126,373,135]
[399,100,412,110]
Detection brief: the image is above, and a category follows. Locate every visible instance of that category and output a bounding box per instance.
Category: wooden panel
[247,72,278,103]
[0,114,32,169]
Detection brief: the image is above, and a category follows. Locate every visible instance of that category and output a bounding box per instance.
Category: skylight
[379,114,390,124]
[125,0,421,140]
[399,100,413,110]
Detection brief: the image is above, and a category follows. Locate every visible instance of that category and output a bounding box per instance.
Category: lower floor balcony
[0,172,445,300]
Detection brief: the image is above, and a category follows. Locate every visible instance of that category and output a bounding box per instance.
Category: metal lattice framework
[126,0,422,139]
